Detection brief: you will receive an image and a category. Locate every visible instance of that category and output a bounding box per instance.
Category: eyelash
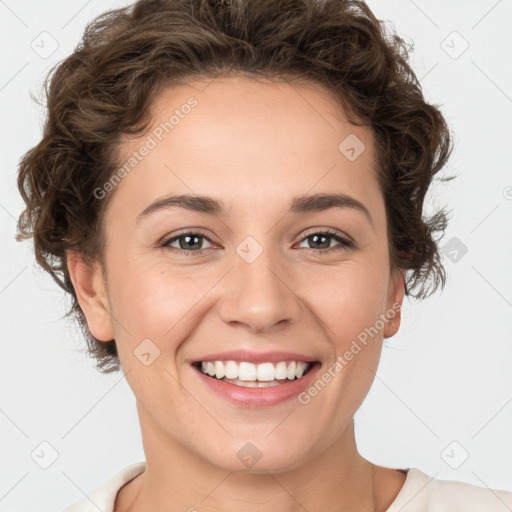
[159,229,354,257]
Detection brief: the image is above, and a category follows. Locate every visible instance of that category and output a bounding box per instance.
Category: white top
[62,462,512,511]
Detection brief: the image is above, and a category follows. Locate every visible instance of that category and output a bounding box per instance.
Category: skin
[67,75,408,511]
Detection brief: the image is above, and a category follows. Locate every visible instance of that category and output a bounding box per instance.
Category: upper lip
[191,350,318,365]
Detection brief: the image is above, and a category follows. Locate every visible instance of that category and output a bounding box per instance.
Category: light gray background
[1,0,511,510]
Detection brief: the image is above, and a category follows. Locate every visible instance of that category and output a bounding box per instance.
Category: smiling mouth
[193,360,319,388]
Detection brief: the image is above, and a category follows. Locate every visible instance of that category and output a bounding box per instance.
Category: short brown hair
[16,0,453,374]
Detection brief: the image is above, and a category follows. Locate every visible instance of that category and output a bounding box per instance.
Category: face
[70,75,404,473]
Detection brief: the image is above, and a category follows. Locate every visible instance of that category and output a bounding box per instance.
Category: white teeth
[214,361,225,379]
[274,361,288,380]
[238,362,257,381]
[287,361,296,380]
[198,359,312,382]
[296,362,308,379]
[257,380,280,387]
[221,378,281,388]
[256,362,275,381]
[225,360,238,379]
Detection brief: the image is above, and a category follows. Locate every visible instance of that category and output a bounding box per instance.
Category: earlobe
[383,268,406,339]
[66,250,115,341]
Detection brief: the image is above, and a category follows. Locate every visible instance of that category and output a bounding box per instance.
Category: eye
[159,231,215,257]
[296,229,354,253]
[159,228,354,257]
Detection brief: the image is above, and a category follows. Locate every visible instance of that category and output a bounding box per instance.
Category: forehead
[147,75,368,157]
[109,75,380,221]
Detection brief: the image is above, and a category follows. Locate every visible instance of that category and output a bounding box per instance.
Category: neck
[117,404,389,512]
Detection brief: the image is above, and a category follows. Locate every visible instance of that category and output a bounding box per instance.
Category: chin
[198,438,316,475]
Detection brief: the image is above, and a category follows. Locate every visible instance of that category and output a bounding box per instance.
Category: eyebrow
[136,192,373,226]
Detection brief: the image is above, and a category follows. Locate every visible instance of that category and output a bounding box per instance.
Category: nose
[218,249,302,334]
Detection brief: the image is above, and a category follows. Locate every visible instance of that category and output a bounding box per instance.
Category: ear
[66,250,115,341]
[383,268,406,339]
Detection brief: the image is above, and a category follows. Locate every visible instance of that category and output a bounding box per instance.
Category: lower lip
[193,364,321,407]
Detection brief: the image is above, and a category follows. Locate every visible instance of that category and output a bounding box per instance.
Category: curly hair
[16,0,453,374]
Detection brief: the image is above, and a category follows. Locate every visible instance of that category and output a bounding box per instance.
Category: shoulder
[387,467,512,512]
[61,462,146,512]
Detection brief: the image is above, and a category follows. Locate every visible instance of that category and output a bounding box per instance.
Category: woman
[16,0,512,510]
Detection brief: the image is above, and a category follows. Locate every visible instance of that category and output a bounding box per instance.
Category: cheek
[307,261,389,344]
[106,255,217,349]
